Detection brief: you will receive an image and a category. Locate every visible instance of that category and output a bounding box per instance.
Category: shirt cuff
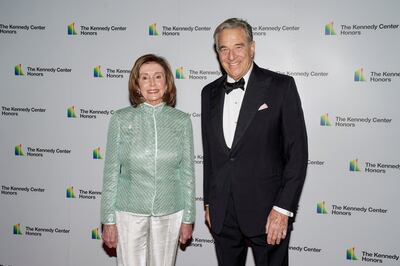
[273,206,294,217]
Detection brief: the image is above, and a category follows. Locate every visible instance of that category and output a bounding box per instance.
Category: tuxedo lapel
[210,76,230,154]
[231,64,272,150]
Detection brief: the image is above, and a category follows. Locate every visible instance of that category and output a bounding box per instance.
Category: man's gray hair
[213,18,253,50]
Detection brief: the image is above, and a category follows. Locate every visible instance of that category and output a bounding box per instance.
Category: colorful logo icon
[94,66,104,78]
[317,201,328,214]
[175,67,185,79]
[346,247,358,260]
[15,64,24,76]
[325,21,336,35]
[93,147,103,159]
[91,228,101,240]
[349,159,361,172]
[354,68,366,82]
[13,223,22,235]
[320,113,332,126]
[15,144,25,156]
[68,22,78,35]
[67,106,77,118]
[149,23,159,36]
[66,186,76,198]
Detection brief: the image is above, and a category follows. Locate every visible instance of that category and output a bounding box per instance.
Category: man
[201,18,308,266]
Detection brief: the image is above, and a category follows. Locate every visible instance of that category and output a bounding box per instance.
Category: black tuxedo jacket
[201,63,308,236]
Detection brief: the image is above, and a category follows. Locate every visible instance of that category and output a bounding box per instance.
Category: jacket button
[230,157,235,161]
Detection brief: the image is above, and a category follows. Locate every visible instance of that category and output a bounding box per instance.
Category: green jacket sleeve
[180,116,196,224]
[100,113,121,224]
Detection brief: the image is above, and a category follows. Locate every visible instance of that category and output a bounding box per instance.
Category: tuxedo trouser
[213,195,290,266]
[115,210,183,266]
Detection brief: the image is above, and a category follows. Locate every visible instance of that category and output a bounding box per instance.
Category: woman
[100,54,195,266]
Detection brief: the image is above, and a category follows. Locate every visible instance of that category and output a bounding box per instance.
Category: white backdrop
[1,0,399,265]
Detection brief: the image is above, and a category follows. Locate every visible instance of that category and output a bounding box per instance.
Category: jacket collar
[139,102,166,114]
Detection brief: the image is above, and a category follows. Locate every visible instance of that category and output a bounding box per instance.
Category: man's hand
[102,224,118,248]
[265,209,288,245]
[179,223,193,244]
[205,205,211,228]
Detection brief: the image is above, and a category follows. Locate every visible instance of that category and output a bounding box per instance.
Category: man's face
[217,28,255,81]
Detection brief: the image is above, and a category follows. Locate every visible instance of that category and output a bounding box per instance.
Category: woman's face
[138,62,167,106]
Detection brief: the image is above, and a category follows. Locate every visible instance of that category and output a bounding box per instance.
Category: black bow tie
[224,78,245,94]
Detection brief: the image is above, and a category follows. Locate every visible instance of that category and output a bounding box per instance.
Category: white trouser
[115,210,183,266]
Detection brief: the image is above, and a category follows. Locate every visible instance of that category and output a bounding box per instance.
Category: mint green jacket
[100,103,195,224]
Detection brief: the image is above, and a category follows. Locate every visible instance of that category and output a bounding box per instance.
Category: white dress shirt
[222,64,293,218]
[222,66,252,148]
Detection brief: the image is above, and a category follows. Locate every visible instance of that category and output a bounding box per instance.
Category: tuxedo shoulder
[258,67,294,82]
[202,75,225,94]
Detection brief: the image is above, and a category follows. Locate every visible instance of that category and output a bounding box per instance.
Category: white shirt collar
[143,102,165,108]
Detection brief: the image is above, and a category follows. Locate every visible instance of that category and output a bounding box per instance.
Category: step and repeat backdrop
[1,0,399,265]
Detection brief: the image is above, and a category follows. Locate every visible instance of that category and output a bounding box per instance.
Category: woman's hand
[179,223,193,244]
[102,224,118,248]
